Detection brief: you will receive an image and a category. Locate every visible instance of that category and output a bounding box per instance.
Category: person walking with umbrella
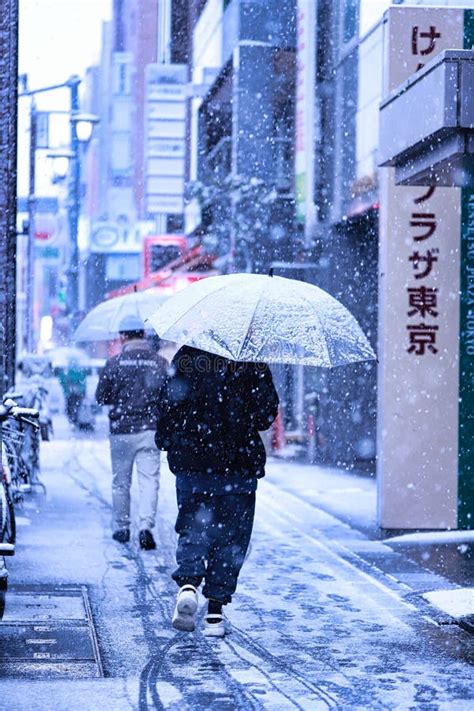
[149,271,375,634]
[155,346,279,637]
[96,315,168,549]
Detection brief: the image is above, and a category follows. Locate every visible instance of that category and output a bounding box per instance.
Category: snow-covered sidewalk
[266,459,474,622]
[1,424,473,709]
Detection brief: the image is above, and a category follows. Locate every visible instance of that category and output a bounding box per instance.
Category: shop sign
[377,6,473,529]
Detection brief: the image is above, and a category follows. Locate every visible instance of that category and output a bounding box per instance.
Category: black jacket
[155,346,279,492]
[96,339,168,434]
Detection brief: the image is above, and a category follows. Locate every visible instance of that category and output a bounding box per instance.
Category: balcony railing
[201,135,294,193]
[202,136,232,183]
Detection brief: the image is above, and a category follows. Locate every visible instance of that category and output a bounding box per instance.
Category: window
[343,0,358,43]
[150,244,182,272]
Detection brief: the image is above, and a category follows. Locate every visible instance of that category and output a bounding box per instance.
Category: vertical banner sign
[294,0,316,243]
[144,64,187,216]
[459,12,474,529]
[377,7,471,529]
[0,0,19,391]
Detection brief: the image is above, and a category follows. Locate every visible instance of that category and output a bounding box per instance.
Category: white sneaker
[203,613,226,638]
[172,585,198,632]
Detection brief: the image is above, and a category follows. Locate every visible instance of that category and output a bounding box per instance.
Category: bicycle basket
[2,423,25,448]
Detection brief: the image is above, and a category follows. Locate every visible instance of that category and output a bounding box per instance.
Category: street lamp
[19,76,98,349]
[47,148,74,183]
[71,113,98,143]
[66,94,99,323]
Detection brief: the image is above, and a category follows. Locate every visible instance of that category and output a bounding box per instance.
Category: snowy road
[1,420,473,710]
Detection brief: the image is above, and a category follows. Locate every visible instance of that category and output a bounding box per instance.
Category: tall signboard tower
[378,7,474,529]
[294,0,316,245]
[144,64,186,232]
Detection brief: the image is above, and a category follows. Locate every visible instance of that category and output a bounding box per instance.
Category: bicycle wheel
[0,573,6,621]
[0,476,16,546]
[2,439,21,499]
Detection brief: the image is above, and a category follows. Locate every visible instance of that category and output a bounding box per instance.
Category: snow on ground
[2,417,473,710]
[423,589,474,619]
[387,531,474,545]
[266,458,377,536]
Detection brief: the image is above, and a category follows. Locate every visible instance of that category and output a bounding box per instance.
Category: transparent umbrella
[74,290,168,343]
[147,273,375,367]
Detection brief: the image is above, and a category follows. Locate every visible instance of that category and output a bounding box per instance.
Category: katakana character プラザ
[413,186,435,205]
[408,248,439,280]
[410,213,437,241]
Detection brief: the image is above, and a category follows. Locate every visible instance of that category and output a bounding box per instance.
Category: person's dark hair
[120,329,145,340]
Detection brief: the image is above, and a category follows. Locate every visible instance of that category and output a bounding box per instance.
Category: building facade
[186,0,298,273]
[300,0,474,470]
[81,0,190,309]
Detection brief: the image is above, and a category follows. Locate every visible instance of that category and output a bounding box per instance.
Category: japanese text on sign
[411,24,441,71]
[406,186,440,355]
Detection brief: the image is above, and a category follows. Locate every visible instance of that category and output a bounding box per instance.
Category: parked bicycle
[0,400,39,617]
[1,399,40,528]
[2,393,45,496]
[17,354,54,441]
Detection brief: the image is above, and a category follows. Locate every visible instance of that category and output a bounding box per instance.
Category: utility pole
[18,75,89,337]
[25,98,37,353]
[66,76,81,321]
[0,0,19,392]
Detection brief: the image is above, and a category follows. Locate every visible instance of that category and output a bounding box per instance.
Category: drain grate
[0,585,103,678]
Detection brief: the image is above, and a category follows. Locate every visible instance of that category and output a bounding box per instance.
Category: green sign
[35,245,59,259]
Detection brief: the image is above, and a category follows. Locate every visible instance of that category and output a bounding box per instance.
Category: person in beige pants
[109,430,160,534]
[96,315,168,549]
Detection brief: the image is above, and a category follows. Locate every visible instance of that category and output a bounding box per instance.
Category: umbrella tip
[268,268,274,278]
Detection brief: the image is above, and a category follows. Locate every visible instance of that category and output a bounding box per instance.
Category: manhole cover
[2,592,87,622]
[0,585,103,678]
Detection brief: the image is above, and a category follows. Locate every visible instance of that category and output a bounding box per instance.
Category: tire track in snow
[65,440,261,710]
[73,441,345,708]
[69,441,336,707]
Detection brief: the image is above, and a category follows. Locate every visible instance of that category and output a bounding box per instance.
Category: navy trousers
[172,490,256,604]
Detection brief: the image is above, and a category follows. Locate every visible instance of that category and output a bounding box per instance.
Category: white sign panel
[144,64,187,217]
[90,221,153,255]
[294,0,316,242]
[377,7,464,529]
[192,0,223,84]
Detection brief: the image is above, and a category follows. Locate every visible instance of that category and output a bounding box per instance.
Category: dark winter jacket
[155,346,279,493]
[96,339,168,435]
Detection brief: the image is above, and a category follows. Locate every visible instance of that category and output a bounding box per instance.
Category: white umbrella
[146,273,375,367]
[73,290,168,343]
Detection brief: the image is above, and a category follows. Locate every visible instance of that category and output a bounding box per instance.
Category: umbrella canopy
[73,290,168,343]
[147,273,375,367]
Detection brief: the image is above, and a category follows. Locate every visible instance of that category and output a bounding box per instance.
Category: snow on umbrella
[146,273,375,367]
[73,290,168,342]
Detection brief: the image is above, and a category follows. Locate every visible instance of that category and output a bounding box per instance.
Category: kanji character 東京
[407,323,439,355]
[407,286,438,318]
[409,248,439,279]
[411,26,441,56]
[410,212,436,241]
